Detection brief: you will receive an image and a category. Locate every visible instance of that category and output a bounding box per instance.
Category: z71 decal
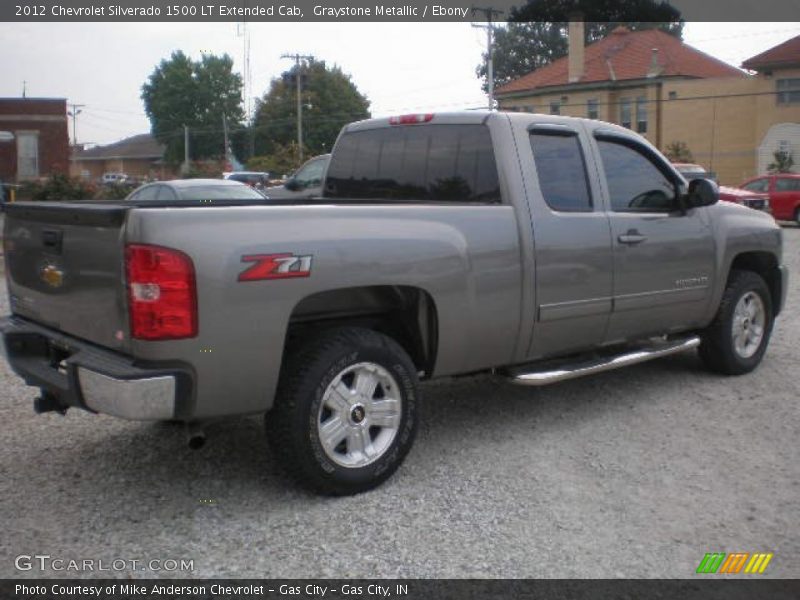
[238,253,313,281]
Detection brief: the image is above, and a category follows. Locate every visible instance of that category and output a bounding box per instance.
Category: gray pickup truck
[1,112,788,495]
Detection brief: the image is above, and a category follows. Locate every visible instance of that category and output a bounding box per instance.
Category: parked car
[125,178,266,202]
[673,163,770,212]
[1,112,787,495]
[739,173,800,224]
[223,171,270,190]
[101,172,129,185]
[265,154,330,200]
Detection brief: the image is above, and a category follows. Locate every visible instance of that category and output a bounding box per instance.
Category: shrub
[94,183,136,200]
[20,173,97,201]
[247,142,307,179]
[767,150,794,174]
[663,141,694,163]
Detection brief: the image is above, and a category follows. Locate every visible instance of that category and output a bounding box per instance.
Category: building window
[777,78,800,104]
[668,91,677,100]
[620,98,632,129]
[549,101,560,115]
[636,96,648,133]
[587,99,599,119]
[525,105,536,113]
[16,132,39,180]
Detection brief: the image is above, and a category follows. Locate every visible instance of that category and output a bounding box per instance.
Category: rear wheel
[794,206,800,227]
[266,328,419,495]
[699,270,773,375]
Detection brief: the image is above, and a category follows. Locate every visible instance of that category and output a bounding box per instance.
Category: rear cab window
[324,124,501,203]
[530,129,593,212]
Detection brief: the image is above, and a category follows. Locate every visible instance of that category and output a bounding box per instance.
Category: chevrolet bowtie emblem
[41,264,65,288]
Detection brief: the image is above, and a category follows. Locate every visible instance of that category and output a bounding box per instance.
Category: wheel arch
[728,251,783,316]
[285,285,439,377]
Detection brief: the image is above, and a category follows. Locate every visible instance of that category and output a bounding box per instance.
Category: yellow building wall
[499,70,800,187]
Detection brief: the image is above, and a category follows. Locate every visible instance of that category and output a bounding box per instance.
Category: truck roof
[344,110,638,138]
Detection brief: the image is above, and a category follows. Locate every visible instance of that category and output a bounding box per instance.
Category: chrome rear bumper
[1,316,191,421]
[77,368,176,420]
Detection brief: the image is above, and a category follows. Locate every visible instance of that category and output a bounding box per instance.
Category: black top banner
[4,579,800,600]
[2,0,800,22]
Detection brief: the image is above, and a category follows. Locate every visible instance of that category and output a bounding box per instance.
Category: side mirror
[685,178,719,208]
[284,178,301,191]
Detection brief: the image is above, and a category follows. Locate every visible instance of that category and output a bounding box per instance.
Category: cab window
[530,130,592,212]
[597,139,677,212]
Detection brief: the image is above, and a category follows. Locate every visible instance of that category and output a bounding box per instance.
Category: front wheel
[699,269,773,375]
[266,328,419,495]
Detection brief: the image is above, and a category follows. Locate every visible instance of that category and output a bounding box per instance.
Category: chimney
[647,48,663,78]
[568,16,585,83]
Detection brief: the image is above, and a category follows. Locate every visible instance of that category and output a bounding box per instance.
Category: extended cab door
[592,132,716,343]
[523,121,614,359]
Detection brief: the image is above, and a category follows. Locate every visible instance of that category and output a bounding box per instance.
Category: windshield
[178,185,265,200]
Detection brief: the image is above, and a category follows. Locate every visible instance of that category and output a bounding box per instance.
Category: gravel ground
[0,227,798,580]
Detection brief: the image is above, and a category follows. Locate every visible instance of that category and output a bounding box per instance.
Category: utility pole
[183,125,190,174]
[471,6,504,110]
[281,52,314,162]
[22,80,27,98]
[222,113,230,168]
[67,103,85,146]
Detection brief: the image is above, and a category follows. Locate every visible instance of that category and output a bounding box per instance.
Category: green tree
[141,51,245,163]
[247,142,305,178]
[253,60,370,159]
[478,0,683,91]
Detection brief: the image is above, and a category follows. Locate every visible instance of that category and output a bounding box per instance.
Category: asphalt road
[0,226,798,579]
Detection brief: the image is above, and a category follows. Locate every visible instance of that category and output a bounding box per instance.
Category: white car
[101,172,128,185]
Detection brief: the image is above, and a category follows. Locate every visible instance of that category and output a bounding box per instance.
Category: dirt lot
[0,226,798,579]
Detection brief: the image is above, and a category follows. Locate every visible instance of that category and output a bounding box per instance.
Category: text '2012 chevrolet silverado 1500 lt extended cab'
[1,112,789,495]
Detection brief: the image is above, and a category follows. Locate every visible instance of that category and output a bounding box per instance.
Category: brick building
[496,28,800,185]
[0,98,70,182]
[70,133,175,181]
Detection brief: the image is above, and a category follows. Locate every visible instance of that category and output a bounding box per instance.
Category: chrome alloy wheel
[732,291,766,359]
[317,362,402,468]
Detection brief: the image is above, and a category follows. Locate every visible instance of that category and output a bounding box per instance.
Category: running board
[507,336,701,386]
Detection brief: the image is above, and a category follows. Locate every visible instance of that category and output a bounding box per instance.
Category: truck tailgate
[3,202,130,352]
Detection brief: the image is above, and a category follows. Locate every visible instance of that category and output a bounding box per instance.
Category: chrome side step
[507,336,701,387]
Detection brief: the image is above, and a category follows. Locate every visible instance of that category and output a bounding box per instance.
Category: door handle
[618,230,647,245]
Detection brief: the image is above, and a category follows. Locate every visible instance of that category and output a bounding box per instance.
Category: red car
[739,173,800,225]
[673,163,771,212]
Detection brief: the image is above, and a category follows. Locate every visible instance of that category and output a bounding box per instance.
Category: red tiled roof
[496,27,744,96]
[741,34,800,71]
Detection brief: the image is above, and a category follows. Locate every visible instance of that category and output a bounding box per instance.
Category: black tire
[699,269,773,375]
[266,327,419,495]
[795,206,800,228]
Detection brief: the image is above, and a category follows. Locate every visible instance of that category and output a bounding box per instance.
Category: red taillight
[125,244,197,340]
[389,113,434,125]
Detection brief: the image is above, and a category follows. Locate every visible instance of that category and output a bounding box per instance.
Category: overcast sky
[0,21,797,146]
